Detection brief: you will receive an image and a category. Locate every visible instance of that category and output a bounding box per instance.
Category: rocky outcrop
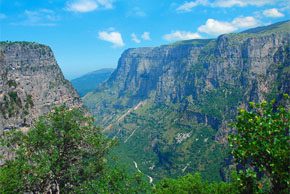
[86,21,289,126]
[106,28,289,105]
[0,42,81,132]
[83,21,290,181]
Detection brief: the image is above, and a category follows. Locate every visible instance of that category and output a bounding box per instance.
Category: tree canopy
[229,96,289,193]
[0,96,289,194]
[0,106,112,193]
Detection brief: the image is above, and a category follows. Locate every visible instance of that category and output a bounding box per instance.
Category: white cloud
[198,17,260,35]
[67,0,97,12]
[141,32,151,41]
[163,31,201,41]
[198,19,237,35]
[131,33,141,43]
[66,0,113,13]
[176,0,277,12]
[12,9,59,26]
[96,0,113,9]
[232,16,259,28]
[127,7,146,17]
[213,0,275,7]
[263,8,284,18]
[98,30,124,47]
[130,32,151,43]
[176,0,208,12]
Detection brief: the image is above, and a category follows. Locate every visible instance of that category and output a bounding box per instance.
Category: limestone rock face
[107,32,289,104]
[83,21,290,181]
[86,21,289,126]
[0,42,81,131]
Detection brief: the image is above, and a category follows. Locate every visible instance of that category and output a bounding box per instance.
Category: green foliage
[0,91,23,118]
[0,106,112,193]
[25,94,34,109]
[0,92,33,118]
[77,167,152,193]
[0,160,25,193]
[0,41,48,50]
[196,84,243,120]
[170,39,213,47]
[154,173,238,194]
[107,102,226,182]
[8,91,21,106]
[241,20,290,34]
[7,80,17,88]
[83,21,290,183]
[229,96,290,193]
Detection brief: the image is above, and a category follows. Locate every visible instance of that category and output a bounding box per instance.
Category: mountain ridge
[71,68,114,97]
[0,41,81,132]
[83,20,289,181]
[241,20,290,34]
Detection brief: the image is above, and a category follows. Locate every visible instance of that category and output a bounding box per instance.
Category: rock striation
[0,42,81,132]
[84,21,290,181]
[86,20,289,125]
[107,25,289,105]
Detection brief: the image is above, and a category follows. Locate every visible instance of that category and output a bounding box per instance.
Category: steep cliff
[84,21,290,181]
[0,42,81,132]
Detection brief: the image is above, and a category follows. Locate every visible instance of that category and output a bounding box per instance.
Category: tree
[229,96,289,193]
[154,173,238,194]
[0,106,112,193]
[77,167,152,193]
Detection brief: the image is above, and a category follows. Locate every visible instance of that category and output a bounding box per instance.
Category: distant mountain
[71,68,114,97]
[241,20,290,34]
[84,20,290,182]
[0,41,81,132]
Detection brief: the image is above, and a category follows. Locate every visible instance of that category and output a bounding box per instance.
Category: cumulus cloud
[98,30,124,47]
[177,0,277,12]
[131,33,141,43]
[198,17,260,35]
[66,0,113,13]
[231,16,260,28]
[163,31,201,41]
[263,8,284,17]
[198,19,237,35]
[141,32,151,41]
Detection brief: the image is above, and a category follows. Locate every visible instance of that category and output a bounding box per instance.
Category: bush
[154,173,238,194]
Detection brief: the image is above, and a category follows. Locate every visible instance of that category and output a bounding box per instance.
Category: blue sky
[0,0,289,79]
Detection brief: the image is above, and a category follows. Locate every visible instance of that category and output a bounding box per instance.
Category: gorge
[83,20,290,181]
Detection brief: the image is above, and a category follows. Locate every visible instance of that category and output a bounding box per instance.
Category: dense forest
[1,95,289,193]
